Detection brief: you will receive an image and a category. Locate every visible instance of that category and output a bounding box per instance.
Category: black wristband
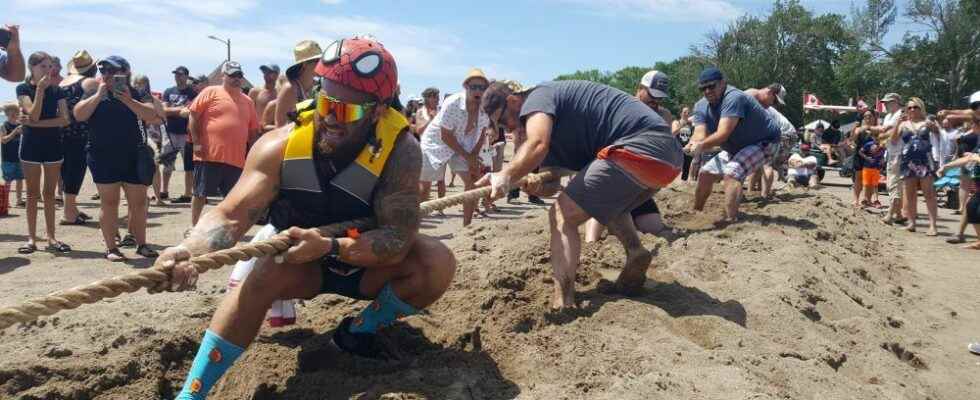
[327,237,340,259]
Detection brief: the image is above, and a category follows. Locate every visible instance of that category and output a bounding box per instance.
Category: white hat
[969,91,980,105]
[640,70,669,99]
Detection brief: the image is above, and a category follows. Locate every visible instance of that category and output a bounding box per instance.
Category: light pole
[207,35,231,62]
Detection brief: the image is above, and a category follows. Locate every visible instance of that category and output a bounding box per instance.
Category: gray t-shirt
[520,80,680,171]
[692,85,781,154]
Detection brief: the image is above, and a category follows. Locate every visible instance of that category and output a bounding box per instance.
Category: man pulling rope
[155,36,457,400]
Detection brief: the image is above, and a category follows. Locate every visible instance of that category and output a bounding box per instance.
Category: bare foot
[926,227,938,237]
[551,283,576,310]
[963,241,980,250]
[614,249,653,296]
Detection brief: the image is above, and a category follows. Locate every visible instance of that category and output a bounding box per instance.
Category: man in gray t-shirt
[479,80,683,309]
[686,67,781,222]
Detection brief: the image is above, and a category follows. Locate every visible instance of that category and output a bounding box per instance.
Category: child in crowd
[859,139,885,208]
[1,103,25,207]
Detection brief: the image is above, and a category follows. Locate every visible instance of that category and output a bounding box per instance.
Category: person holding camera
[16,51,71,254]
[0,25,24,82]
[73,56,160,261]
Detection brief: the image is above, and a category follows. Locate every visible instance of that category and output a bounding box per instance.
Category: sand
[0,172,978,400]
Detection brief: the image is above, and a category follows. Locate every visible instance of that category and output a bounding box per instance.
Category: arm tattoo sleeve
[368,132,422,262]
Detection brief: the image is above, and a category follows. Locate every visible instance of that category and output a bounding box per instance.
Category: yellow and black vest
[268,106,408,230]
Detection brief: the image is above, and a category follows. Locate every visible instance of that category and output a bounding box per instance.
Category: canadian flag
[874,100,886,113]
[804,93,822,106]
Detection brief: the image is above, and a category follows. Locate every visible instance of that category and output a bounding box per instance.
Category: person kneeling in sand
[478,79,683,309]
[156,37,456,399]
[787,143,819,188]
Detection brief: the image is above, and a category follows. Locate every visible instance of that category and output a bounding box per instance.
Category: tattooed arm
[157,126,289,291]
[340,130,422,267]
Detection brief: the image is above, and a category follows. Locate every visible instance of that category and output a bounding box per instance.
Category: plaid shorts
[700,142,775,182]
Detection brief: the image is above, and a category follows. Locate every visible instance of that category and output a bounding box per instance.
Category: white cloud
[1,1,487,103]
[555,0,742,22]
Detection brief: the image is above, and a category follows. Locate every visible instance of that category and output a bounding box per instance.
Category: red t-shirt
[189,86,259,169]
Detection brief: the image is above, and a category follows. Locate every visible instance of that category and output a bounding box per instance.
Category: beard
[315,116,373,171]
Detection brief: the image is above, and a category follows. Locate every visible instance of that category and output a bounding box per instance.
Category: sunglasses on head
[317,93,376,124]
[98,66,120,75]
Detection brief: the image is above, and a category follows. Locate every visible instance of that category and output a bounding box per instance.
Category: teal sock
[349,283,419,334]
[176,330,245,400]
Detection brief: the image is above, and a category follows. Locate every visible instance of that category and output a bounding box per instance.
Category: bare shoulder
[247,125,291,166]
[381,129,422,182]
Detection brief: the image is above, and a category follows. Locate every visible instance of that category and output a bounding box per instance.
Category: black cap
[172,66,189,75]
[698,67,724,85]
[97,56,131,72]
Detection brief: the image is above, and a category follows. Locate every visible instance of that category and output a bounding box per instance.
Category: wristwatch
[326,237,340,259]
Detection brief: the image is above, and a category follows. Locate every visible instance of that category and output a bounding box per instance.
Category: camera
[0,28,11,49]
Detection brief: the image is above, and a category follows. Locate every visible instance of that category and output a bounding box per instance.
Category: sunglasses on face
[317,93,376,124]
[467,84,488,92]
[227,73,244,79]
[699,82,718,91]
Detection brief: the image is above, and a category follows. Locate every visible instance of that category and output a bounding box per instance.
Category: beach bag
[135,119,156,186]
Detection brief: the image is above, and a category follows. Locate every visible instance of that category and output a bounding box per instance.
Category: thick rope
[0,171,561,330]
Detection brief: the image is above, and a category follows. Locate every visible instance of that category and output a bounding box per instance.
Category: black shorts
[319,258,371,300]
[192,161,242,197]
[182,140,195,172]
[967,192,980,225]
[630,199,660,218]
[19,128,63,164]
[87,151,141,185]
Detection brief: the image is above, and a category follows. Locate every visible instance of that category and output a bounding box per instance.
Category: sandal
[925,229,938,237]
[46,241,72,253]
[118,233,137,248]
[105,248,127,262]
[17,243,37,254]
[969,342,980,355]
[16,200,26,207]
[136,244,159,258]
[78,212,92,221]
[946,235,966,244]
[59,216,87,225]
[904,224,916,233]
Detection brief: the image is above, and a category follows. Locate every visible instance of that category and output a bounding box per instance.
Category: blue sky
[3,0,917,106]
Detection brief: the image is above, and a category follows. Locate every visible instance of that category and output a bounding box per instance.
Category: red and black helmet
[315,37,398,102]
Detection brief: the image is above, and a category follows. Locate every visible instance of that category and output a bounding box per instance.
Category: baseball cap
[968,91,980,106]
[640,70,669,99]
[768,83,787,105]
[259,64,280,74]
[192,75,208,85]
[698,67,724,85]
[881,93,902,103]
[97,55,131,72]
[172,66,189,75]
[222,61,243,76]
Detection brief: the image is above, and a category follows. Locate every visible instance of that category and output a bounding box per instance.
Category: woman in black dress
[58,50,97,225]
[16,51,71,254]
[73,56,160,261]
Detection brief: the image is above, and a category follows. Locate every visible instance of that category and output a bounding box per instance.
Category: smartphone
[0,29,10,49]
[112,75,128,94]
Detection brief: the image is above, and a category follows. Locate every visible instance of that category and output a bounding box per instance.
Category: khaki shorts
[886,165,903,199]
[421,152,468,182]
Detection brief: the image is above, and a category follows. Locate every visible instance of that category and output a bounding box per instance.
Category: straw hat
[286,40,323,79]
[462,68,488,87]
[67,50,95,75]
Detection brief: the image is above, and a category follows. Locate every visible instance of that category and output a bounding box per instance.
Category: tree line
[555,0,980,127]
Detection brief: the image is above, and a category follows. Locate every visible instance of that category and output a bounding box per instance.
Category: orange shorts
[861,168,880,187]
[597,146,680,188]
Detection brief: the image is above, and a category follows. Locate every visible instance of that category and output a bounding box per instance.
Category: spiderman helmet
[315,36,398,103]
